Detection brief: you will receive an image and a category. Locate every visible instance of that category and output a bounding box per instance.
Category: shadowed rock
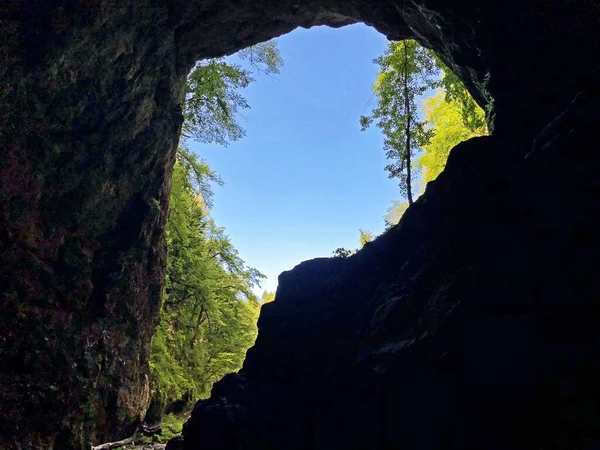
[1,0,598,448]
[182,90,600,449]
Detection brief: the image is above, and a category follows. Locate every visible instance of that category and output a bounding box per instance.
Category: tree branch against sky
[182,41,283,146]
[360,39,439,205]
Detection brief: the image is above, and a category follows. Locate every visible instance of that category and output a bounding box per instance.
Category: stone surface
[1,0,599,448]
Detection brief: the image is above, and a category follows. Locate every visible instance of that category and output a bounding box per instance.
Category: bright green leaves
[238,40,283,76]
[416,91,487,182]
[359,39,488,236]
[150,40,284,419]
[151,149,264,409]
[182,41,283,147]
[384,200,409,228]
[362,39,488,209]
[359,229,374,247]
[183,59,251,145]
[150,40,283,415]
[360,40,440,204]
[260,291,276,305]
[436,67,487,133]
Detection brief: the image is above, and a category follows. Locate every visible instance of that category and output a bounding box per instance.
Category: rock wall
[0,3,183,448]
[1,0,598,448]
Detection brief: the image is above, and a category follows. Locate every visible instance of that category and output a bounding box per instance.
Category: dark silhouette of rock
[182,90,600,449]
[0,0,598,448]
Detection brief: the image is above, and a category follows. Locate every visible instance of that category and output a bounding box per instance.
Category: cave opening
[180,23,488,294]
[147,22,490,440]
[1,2,599,449]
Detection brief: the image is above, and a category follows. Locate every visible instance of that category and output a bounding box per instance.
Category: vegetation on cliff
[151,37,484,440]
[334,40,488,257]
[361,39,488,203]
[147,42,282,432]
[149,147,264,411]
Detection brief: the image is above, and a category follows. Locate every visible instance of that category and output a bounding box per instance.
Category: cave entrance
[186,24,396,294]
[5,2,597,448]
[150,23,488,433]
[181,23,487,294]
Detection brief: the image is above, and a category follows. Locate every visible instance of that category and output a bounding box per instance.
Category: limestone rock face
[0,0,598,448]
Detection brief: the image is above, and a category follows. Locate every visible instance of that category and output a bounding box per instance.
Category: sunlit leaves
[182,40,283,146]
[360,40,440,202]
[359,229,374,247]
[182,59,251,146]
[260,291,276,305]
[384,200,409,228]
[151,150,264,407]
[416,90,487,183]
[238,40,283,76]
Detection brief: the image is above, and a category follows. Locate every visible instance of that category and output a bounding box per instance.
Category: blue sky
[188,24,401,295]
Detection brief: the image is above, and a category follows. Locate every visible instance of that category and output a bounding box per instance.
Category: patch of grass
[159,413,186,441]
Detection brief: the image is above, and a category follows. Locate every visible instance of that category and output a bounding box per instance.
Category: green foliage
[182,41,283,146]
[150,149,263,413]
[433,60,487,133]
[160,413,185,441]
[332,230,376,258]
[416,90,487,182]
[238,40,283,76]
[260,291,276,305]
[148,40,283,421]
[332,247,353,258]
[362,40,490,204]
[360,40,439,203]
[384,200,409,228]
[183,59,251,145]
[359,229,374,247]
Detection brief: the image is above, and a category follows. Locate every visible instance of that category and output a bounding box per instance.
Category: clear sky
[188,23,401,295]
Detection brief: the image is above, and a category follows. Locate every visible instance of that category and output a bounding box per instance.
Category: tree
[150,149,264,416]
[359,229,374,247]
[332,248,353,258]
[182,41,283,146]
[260,291,276,305]
[148,42,283,424]
[237,40,283,76]
[332,230,376,258]
[360,40,439,204]
[433,59,487,133]
[416,90,487,182]
[384,200,409,228]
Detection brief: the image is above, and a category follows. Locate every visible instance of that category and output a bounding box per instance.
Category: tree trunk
[403,41,414,205]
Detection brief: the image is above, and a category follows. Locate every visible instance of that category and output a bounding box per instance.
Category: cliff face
[1,0,598,448]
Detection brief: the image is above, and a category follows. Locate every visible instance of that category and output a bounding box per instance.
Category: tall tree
[148,41,282,423]
[360,40,439,204]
